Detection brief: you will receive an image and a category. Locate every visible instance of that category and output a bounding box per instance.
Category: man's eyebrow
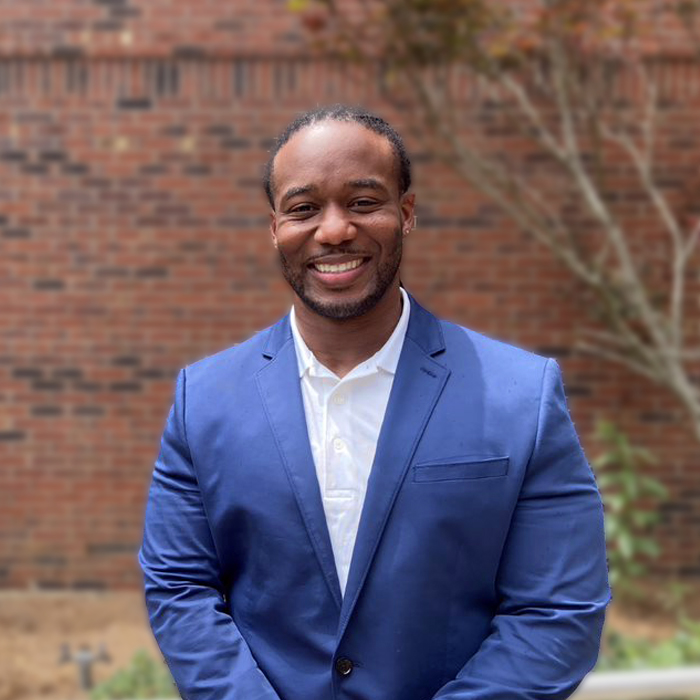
[281,185,316,205]
[348,178,387,191]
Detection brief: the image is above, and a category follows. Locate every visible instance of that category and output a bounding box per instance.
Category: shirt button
[332,393,346,405]
[335,657,354,676]
[333,438,345,452]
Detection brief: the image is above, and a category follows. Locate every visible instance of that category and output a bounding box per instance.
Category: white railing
[573,667,700,699]
[111,667,700,700]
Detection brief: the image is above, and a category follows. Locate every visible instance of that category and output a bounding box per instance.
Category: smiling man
[139,105,611,700]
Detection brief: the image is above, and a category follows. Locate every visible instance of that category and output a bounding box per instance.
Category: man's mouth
[313,258,364,274]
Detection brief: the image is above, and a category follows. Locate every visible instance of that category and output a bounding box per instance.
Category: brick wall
[1,1,699,589]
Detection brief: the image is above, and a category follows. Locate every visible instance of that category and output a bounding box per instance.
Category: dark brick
[71,580,106,591]
[177,217,206,227]
[36,581,67,590]
[109,5,142,18]
[92,20,123,31]
[22,164,49,175]
[184,165,211,175]
[83,177,110,189]
[111,355,141,367]
[52,368,83,379]
[237,178,261,189]
[96,267,130,277]
[135,368,166,379]
[39,151,67,162]
[13,368,43,379]
[36,555,67,565]
[218,216,253,227]
[62,163,90,175]
[31,406,63,417]
[221,138,251,149]
[110,382,143,392]
[51,46,84,59]
[135,217,166,227]
[14,111,52,124]
[0,151,27,162]
[32,381,64,391]
[456,218,491,228]
[179,240,207,251]
[34,279,65,290]
[535,347,572,358]
[207,124,235,137]
[640,412,677,423]
[74,405,105,417]
[0,431,25,441]
[410,153,436,164]
[215,20,244,31]
[418,216,453,227]
[564,386,591,398]
[87,542,139,555]
[161,124,188,137]
[117,98,152,110]
[136,267,169,278]
[74,382,102,392]
[140,164,167,175]
[154,204,190,216]
[660,503,692,513]
[173,46,208,59]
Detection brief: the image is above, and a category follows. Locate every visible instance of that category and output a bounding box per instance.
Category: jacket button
[335,657,353,676]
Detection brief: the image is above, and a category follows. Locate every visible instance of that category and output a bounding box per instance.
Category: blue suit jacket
[138,293,611,700]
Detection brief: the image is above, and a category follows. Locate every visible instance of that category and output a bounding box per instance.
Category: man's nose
[314,206,357,246]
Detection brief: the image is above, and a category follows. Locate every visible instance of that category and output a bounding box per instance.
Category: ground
[0,591,162,700]
[0,590,686,700]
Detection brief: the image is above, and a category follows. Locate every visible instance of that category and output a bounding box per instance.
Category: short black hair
[263,104,412,208]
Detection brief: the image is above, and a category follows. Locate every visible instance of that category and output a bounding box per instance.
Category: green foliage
[592,421,668,598]
[90,649,177,700]
[599,618,700,672]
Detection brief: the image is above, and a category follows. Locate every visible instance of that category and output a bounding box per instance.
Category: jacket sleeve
[432,358,611,700]
[138,368,282,700]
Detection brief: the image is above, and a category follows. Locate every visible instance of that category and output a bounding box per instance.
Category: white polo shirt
[289,287,411,596]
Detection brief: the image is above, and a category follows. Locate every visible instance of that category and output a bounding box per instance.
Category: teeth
[315,258,363,274]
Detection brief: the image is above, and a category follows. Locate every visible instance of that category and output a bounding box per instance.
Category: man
[138,105,611,700]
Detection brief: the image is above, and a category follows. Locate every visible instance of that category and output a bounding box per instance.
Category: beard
[277,227,403,321]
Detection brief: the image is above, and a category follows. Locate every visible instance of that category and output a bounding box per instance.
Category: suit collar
[288,286,413,379]
[261,290,446,362]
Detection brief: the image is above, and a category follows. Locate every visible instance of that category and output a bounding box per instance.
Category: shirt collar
[290,286,411,380]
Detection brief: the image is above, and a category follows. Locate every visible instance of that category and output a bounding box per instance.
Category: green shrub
[593,421,668,599]
[90,649,177,699]
[599,618,700,672]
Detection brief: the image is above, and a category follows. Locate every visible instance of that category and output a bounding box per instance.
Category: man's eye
[289,204,316,214]
[352,199,377,208]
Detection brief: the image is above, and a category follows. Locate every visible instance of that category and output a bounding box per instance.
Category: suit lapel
[255,316,343,611]
[337,295,451,637]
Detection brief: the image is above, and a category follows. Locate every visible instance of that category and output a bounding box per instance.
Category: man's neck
[293,284,404,379]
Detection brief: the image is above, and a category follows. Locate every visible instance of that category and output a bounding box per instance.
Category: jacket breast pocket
[412,456,509,483]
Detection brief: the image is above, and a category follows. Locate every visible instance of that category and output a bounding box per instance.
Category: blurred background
[1,0,699,698]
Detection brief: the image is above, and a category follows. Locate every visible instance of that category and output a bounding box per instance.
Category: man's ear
[400,192,416,235]
[269,210,278,249]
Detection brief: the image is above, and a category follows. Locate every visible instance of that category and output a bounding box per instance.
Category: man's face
[269,121,415,321]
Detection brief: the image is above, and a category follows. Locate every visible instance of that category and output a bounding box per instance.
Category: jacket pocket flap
[413,456,509,482]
